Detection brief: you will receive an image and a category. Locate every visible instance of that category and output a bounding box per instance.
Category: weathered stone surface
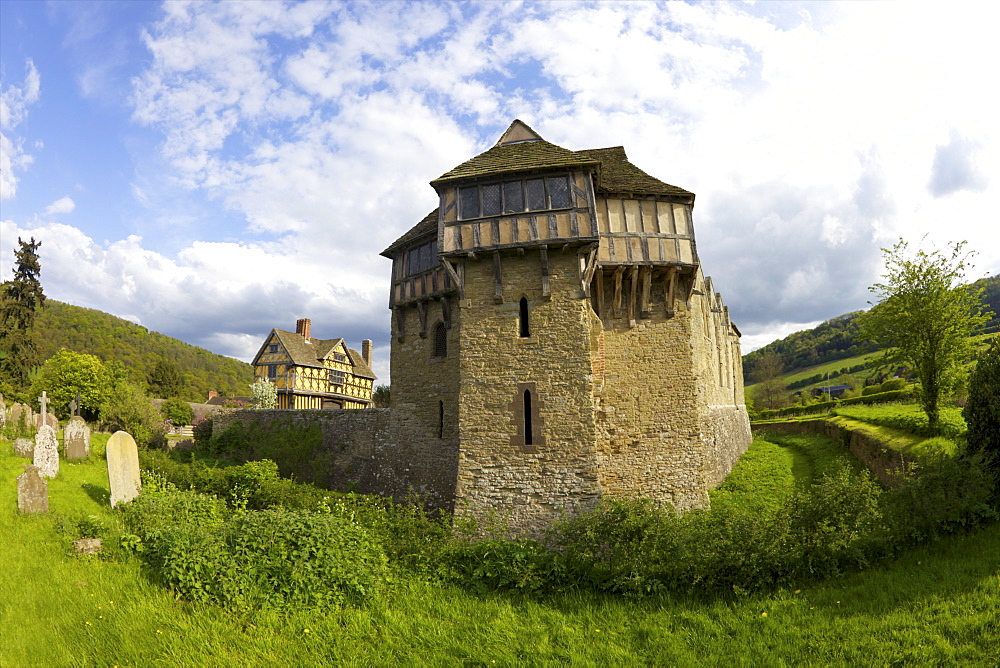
[13,437,34,458]
[0,393,6,428]
[35,413,59,430]
[107,431,142,507]
[17,465,49,514]
[8,403,33,432]
[33,425,59,479]
[73,538,103,555]
[64,416,91,460]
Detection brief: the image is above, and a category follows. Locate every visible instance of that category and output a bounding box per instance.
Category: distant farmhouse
[379,120,752,529]
[251,318,376,409]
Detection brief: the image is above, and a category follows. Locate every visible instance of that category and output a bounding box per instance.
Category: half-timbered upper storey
[251,318,377,410]
[382,120,701,310]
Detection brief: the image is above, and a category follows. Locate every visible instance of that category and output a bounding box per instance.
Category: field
[2,433,998,665]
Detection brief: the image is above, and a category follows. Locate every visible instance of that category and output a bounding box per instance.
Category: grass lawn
[2,434,998,664]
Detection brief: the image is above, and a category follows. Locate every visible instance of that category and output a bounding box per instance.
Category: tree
[160,397,194,425]
[100,380,165,447]
[372,384,390,408]
[963,336,1000,470]
[149,358,183,398]
[0,237,46,390]
[859,239,991,433]
[751,353,786,410]
[249,378,277,409]
[28,349,113,420]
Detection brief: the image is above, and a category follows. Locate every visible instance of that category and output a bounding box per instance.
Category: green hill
[743,273,1000,380]
[31,300,253,402]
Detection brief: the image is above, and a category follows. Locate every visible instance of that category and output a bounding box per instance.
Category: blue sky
[2,0,998,384]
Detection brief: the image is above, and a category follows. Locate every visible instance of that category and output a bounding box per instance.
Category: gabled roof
[251,329,377,380]
[430,119,600,187]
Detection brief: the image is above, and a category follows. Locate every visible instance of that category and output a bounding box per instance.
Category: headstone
[0,392,6,428]
[73,538,102,555]
[17,465,49,514]
[13,438,34,458]
[64,416,91,460]
[35,391,57,430]
[9,403,32,431]
[35,413,58,430]
[33,425,59,479]
[107,431,142,507]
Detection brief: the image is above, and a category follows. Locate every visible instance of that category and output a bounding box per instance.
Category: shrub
[99,380,166,447]
[160,397,194,425]
[120,490,388,610]
[192,415,213,443]
[964,336,1000,472]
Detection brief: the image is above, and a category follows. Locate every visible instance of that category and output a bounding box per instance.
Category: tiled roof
[261,330,377,380]
[382,208,438,256]
[430,139,599,187]
[576,147,694,199]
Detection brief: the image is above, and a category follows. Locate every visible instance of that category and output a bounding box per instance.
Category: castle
[380,120,751,530]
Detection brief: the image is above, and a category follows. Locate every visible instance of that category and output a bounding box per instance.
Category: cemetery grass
[2,438,999,664]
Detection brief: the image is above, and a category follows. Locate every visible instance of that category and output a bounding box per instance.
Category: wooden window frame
[458,174,573,221]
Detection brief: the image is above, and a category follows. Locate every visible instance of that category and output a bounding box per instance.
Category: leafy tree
[160,397,195,425]
[372,384,390,408]
[751,353,786,410]
[27,349,113,420]
[859,239,991,433]
[0,237,46,390]
[149,358,183,398]
[963,336,1000,471]
[100,380,166,447]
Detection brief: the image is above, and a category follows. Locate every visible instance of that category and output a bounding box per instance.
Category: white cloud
[44,197,76,215]
[0,59,41,200]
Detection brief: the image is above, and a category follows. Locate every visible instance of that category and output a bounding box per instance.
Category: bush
[192,415,213,443]
[99,380,166,447]
[120,490,388,610]
[964,337,1000,471]
[160,398,194,425]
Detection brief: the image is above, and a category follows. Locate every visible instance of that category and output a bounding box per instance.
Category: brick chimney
[362,339,373,367]
[296,318,311,342]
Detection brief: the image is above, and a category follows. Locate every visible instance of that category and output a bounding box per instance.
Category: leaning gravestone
[33,425,59,479]
[107,431,142,507]
[13,438,34,458]
[17,465,49,514]
[64,416,91,460]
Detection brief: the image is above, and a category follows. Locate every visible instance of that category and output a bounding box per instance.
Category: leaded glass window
[460,186,479,219]
[526,178,547,210]
[503,181,524,213]
[547,176,570,208]
[481,183,502,216]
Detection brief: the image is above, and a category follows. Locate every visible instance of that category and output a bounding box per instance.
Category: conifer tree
[963,336,1000,471]
[0,237,46,390]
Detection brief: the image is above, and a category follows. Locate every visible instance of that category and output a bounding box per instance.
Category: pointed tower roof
[430,119,599,188]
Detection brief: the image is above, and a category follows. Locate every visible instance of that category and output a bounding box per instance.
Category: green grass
[2,435,999,664]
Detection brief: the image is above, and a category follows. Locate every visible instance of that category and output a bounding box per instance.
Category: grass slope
[2,435,998,664]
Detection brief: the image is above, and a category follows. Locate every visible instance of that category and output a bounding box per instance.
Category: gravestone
[17,465,49,514]
[64,416,91,460]
[107,431,142,507]
[0,392,6,428]
[33,425,59,479]
[8,403,32,432]
[13,438,34,458]
[35,390,58,430]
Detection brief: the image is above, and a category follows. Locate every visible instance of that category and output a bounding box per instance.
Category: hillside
[32,300,253,401]
[743,273,1000,378]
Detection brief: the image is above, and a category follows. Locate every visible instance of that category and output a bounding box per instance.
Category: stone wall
[453,250,603,531]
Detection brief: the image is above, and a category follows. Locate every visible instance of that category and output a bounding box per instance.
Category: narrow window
[267,365,277,379]
[481,183,502,216]
[433,322,447,357]
[503,181,524,213]
[547,176,571,208]
[459,185,480,219]
[519,297,530,338]
[438,400,444,439]
[525,178,546,210]
[523,390,533,446]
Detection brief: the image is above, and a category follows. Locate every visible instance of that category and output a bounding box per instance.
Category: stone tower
[382,120,751,531]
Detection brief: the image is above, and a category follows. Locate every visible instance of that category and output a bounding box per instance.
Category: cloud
[0,59,41,200]
[45,197,76,215]
[928,131,988,198]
